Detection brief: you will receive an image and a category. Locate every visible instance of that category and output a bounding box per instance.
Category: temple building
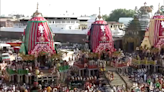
[122,3,153,52]
[135,2,152,38]
[123,16,142,52]
[141,7,164,51]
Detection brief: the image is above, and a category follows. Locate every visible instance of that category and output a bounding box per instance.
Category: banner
[132,58,155,65]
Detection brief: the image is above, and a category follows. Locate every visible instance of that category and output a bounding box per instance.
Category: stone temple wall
[0,31,86,44]
[0,31,123,48]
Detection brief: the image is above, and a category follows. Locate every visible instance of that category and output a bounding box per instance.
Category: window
[62,21,65,23]
[71,21,74,23]
[56,21,59,23]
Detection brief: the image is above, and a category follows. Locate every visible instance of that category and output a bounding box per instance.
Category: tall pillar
[88,70,91,77]
[8,75,11,82]
[154,65,156,72]
[11,75,14,82]
[148,65,150,70]
[20,75,23,83]
[42,77,44,85]
[25,75,29,84]
[47,77,48,84]
[79,70,81,76]
[35,53,38,67]
[93,70,95,76]
[35,58,37,67]
[29,76,31,84]
[17,75,20,83]
[48,54,51,67]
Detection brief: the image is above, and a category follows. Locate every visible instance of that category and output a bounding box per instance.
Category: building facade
[0,16,18,27]
[123,17,142,52]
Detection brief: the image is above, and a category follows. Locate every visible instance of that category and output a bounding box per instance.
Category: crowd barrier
[132,59,155,65]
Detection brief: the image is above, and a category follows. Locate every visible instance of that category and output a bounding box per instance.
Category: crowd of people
[0,80,111,92]
[1,43,164,92]
[109,47,164,92]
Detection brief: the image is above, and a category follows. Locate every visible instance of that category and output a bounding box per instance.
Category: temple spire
[99,7,101,16]
[158,3,160,10]
[32,2,43,17]
[144,2,147,6]
[98,7,102,19]
[156,3,161,15]
[37,2,39,11]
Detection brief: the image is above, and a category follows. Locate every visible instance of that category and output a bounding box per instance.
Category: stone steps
[110,72,125,86]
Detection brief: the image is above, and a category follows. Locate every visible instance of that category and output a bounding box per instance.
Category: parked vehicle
[2,53,10,62]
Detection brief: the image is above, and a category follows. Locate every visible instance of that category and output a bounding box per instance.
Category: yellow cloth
[24,89,28,92]
[141,37,151,49]
[149,19,155,46]
[47,86,52,92]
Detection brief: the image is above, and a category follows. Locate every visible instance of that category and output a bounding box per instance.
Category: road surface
[60,49,75,66]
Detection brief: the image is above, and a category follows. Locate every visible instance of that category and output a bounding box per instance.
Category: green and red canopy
[20,10,56,56]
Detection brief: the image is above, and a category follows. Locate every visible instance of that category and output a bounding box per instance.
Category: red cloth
[27,20,55,55]
[88,21,115,53]
[66,89,69,92]
[159,79,162,84]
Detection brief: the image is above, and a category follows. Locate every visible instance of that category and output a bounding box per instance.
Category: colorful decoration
[112,51,121,57]
[87,8,115,54]
[132,58,155,65]
[19,53,35,61]
[19,5,56,56]
[141,8,164,50]
[150,47,159,53]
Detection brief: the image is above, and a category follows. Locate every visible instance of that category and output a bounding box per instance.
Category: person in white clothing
[144,74,147,82]
[110,89,114,92]
[113,85,116,92]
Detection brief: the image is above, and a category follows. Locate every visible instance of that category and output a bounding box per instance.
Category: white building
[0,14,125,38]
[13,15,91,30]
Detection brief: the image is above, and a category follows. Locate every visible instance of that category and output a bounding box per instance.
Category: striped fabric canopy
[88,20,115,53]
[20,16,56,56]
[152,15,164,46]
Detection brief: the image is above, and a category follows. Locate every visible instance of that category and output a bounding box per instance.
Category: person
[47,86,52,92]
[31,82,39,92]
[144,74,147,82]
[43,88,47,92]
[24,89,28,92]
[122,84,126,91]
[113,85,116,92]
[110,88,114,92]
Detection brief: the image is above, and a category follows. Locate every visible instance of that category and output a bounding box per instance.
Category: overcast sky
[1,0,164,16]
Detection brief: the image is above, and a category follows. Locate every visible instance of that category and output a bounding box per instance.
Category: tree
[106,9,135,22]
[102,14,109,21]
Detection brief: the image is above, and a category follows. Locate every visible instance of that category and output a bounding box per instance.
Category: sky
[1,0,164,17]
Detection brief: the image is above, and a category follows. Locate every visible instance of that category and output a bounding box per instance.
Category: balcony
[88,65,98,69]
[74,63,98,69]
[116,63,128,67]
[74,63,84,68]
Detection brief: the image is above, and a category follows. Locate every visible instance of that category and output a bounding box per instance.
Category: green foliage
[106,9,135,22]
[102,14,109,21]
